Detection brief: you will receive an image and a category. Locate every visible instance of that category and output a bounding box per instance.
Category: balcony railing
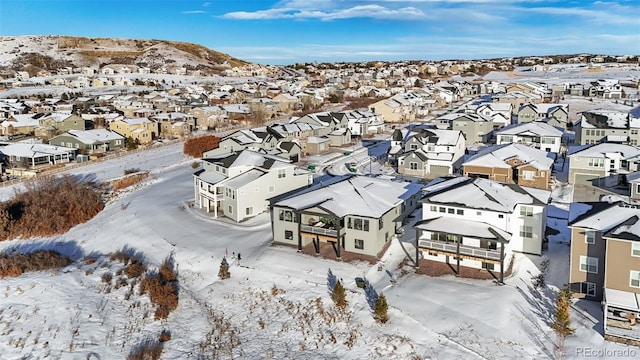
[605,323,640,342]
[300,224,338,238]
[198,188,223,201]
[418,239,502,261]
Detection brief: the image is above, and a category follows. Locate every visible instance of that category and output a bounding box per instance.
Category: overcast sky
[1,0,638,65]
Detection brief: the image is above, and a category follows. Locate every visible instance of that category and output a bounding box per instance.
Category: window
[541,137,555,144]
[482,262,494,271]
[278,169,286,178]
[579,256,598,274]
[631,271,640,288]
[632,243,640,257]
[285,230,293,240]
[476,211,482,216]
[448,208,455,214]
[363,220,369,232]
[585,230,595,244]
[498,214,504,219]
[354,218,363,230]
[347,217,352,229]
[410,144,418,150]
[427,145,435,152]
[579,282,596,296]
[439,207,446,213]
[520,206,533,217]
[268,185,275,193]
[245,207,253,216]
[456,209,464,215]
[430,205,437,212]
[501,135,513,143]
[409,162,418,170]
[228,205,233,214]
[520,225,533,238]
[355,239,364,250]
[522,170,535,180]
[588,158,604,167]
[279,210,294,222]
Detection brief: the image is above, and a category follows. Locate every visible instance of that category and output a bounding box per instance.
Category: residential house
[396,128,466,179]
[109,117,156,144]
[517,103,569,129]
[343,109,385,137]
[35,113,85,140]
[49,129,125,155]
[495,122,564,154]
[588,79,623,99]
[1,114,42,136]
[369,92,429,123]
[273,93,303,113]
[492,92,543,113]
[152,112,193,139]
[415,177,550,281]
[475,102,513,129]
[568,143,640,185]
[575,109,640,146]
[568,201,640,342]
[188,106,227,130]
[463,143,554,190]
[271,175,423,258]
[0,142,76,169]
[193,150,312,222]
[451,113,494,145]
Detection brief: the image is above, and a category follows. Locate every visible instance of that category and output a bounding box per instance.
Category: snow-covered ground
[0,137,637,359]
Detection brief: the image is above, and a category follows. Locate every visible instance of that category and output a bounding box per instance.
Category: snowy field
[0,138,637,359]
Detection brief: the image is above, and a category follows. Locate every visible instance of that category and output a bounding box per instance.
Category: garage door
[574,174,597,186]
[428,165,451,177]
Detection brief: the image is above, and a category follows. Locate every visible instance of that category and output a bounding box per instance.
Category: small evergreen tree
[327,268,337,294]
[552,284,575,346]
[331,280,347,308]
[374,293,389,323]
[125,136,139,150]
[218,258,230,280]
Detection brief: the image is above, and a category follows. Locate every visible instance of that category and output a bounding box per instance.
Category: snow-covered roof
[274,176,423,218]
[416,217,511,242]
[570,202,640,238]
[568,143,640,159]
[496,122,563,137]
[422,177,549,212]
[224,169,267,190]
[65,129,124,144]
[0,142,76,158]
[463,143,554,170]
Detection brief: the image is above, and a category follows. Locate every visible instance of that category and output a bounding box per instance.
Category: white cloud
[182,10,206,14]
[525,5,638,25]
[221,4,425,21]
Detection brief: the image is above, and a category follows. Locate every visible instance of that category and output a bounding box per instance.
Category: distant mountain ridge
[0,35,249,75]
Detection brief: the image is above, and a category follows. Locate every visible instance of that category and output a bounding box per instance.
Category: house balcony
[418,239,502,262]
[198,188,223,202]
[300,224,338,239]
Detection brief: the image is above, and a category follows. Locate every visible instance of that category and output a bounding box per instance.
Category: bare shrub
[139,258,179,320]
[0,250,71,278]
[124,168,141,175]
[111,172,149,190]
[101,272,113,284]
[0,175,103,241]
[159,330,171,343]
[183,135,220,158]
[127,337,163,360]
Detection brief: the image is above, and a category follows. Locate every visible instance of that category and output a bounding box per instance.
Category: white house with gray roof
[271,175,423,258]
[415,177,550,282]
[193,150,312,222]
[395,127,466,179]
[575,109,640,146]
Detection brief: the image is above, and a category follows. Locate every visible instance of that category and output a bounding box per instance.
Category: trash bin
[355,277,366,288]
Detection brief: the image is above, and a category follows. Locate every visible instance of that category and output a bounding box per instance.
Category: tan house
[567,143,640,185]
[463,143,554,190]
[1,114,41,136]
[568,201,640,342]
[35,113,85,140]
[109,117,156,144]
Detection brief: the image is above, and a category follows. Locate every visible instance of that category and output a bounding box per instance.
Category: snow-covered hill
[0,35,248,74]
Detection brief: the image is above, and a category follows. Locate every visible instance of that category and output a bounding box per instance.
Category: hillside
[0,35,249,75]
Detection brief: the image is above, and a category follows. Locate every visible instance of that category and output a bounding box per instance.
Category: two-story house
[463,143,554,190]
[415,177,550,282]
[516,103,569,129]
[568,201,640,342]
[193,150,312,222]
[475,102,513,129]
[109,117,157,144]
[568,143,640,185]
[396,128,466,179]
[271,175,423,259]
[35,113,86,140]
[451,113,494,145]
[575,109,640,146]
[495,122,564,154]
